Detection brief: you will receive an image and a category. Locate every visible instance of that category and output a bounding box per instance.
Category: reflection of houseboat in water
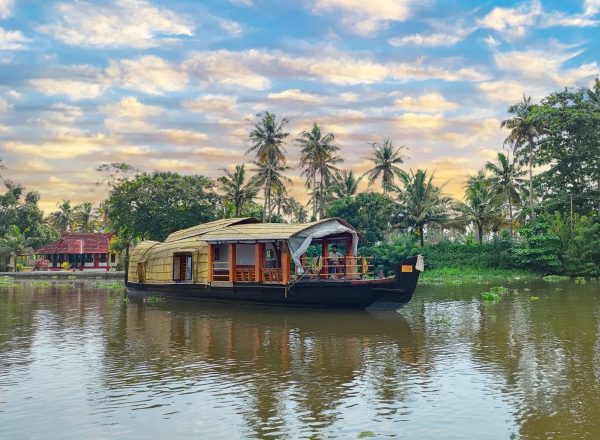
[126,217,422,311]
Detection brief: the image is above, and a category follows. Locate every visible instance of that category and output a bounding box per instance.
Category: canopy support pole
[254,242,264,283]
[207,244,214,283]
[228,243,237,282]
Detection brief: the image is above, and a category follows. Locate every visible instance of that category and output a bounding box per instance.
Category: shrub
[33,259,50,271]
[61,261,71,271]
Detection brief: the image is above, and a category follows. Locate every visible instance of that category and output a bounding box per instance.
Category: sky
[0,0,598,212]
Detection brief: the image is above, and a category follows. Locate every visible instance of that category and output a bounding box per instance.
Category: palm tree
[456,171,502,244]
[364,138,407,194]
[50,200,73,233]
[252,157,291,220]
[394,169,451,247]
[217,164,259,217]
[297,122,342,219]
[500,95,544,221]
[0,225,32,271]
[588,77,600,111]
[332,170,363,199]
[248,112,289,222]
[484,152,528,235]
[73,202,97,232]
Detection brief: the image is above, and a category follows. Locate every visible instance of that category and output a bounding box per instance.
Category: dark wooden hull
[126,257,421,311]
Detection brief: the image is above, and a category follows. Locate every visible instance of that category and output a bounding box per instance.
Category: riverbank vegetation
[1,82,599,276]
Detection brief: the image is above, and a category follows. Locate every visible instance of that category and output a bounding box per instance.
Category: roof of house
[165,217,355,243]
[165,217,259,242]
[36,232,113,254]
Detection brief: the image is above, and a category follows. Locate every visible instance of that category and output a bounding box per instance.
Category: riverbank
[0,271,125,279]
[419,267,539,284]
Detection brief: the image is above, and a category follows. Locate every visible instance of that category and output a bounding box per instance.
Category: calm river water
[1,278,599,439]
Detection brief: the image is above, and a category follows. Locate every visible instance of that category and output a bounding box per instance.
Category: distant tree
[501,95,545,221]
[326,192,394,246]
[217,164,260,217]
[247,112,289,222]
[456,171,502,244]
[74,202,98,232]
[49,200,74,233]
[394,169,451,247]
[332,170,363,199]
[485,152,528,235]
[297,122,342,218]
[364,138,407,194]
[104,172,221,242]
[96,162,137,194]
[252,157,291,219]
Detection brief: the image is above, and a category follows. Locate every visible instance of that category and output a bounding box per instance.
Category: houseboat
[126,217,423,311]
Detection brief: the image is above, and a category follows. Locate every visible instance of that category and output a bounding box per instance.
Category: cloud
[478,0,542,37]
[38,0,193,49]
[35,103,82,127]
[389,31,468,47]
[184,94,237,113]
[396,113,446,129]
[102,96,162,131]
[478,79,548,104]
[0,0,13,19]
[267,89,324,103]
[312,0,417,36]
[394,92,458,112]
[584,0,600,16]
[0,26,28,50]
[106,55,188,95]
[230,0,253,6]
[159,128,209,144]
[3,132,112,159]
[0,97,8,112]
[493,44,598,88]
[218,18,243,36]
[184,48,488,89]
[30,78,106,100]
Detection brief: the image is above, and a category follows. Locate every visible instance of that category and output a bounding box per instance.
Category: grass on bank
[419,267,538,284]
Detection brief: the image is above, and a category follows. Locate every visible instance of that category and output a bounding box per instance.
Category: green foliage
[361,232,419,275]
[543,275,569,282]
[93,280,124,289]
[105,171,221,242]
[358,431,376,439]
[326,192,394,246]
[0,276,13,286]
[144,294,164,304]
[61,261,71,270]
[480,286,508,302]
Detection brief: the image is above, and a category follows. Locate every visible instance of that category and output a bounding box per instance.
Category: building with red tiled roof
[35,233,119,271]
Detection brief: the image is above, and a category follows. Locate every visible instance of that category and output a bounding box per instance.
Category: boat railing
[212,261,230,281]
[294,256,374,280]
[262,267,284,283]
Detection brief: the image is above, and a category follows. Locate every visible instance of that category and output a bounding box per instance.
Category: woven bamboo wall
[128,241,159,282]
[128,238,208,284]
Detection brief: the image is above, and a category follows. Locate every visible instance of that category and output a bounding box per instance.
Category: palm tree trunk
[419,226,424,247]
[527,136,535,222]
[478,223,483,244]
[262,186,268,222]
[319,170,324,220]
[312,173,317,219]
[266,170,272,222]
[508,199,513,237]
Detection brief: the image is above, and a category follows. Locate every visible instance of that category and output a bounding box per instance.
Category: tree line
[1,80,599,274]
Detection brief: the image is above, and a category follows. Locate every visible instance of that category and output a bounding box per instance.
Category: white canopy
[287,219,358,272]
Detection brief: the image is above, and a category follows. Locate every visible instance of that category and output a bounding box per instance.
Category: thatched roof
[165,218,259,242]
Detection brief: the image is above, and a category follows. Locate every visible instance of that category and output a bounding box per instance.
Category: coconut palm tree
[332,170,363,199]
[500,95,545,221]
[252,157,291,221]
[456,171,502,244]
[588,77,600,111]
[217,164,260,218]
[73,202,98,232]
[364,138,407,194]
[297,122,342,219]
[394,169,451,247]
[247,112,289,222]
[50,200,73,232]
[484,152,528,235]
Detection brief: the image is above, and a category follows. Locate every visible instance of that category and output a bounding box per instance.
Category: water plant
[575,277,587,284]
[144,294,165,304]
[358,432,376,439]
[480,286,509,302]
[543,275,569,282]
[530,296,540,300]
[0,276,14,286]
[93,280,124,290]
